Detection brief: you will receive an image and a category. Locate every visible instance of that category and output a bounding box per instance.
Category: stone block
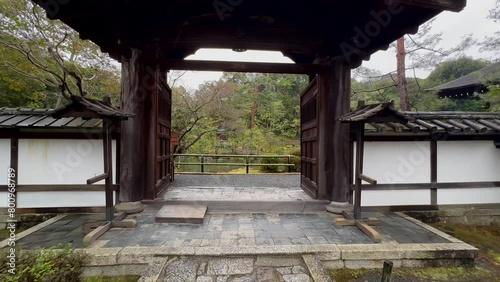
[138,257,168,282]
[206,257,254,275]
[162,258,198,282]
[321,260,344,270]
[115,201,145,214]
[257,267,279,282]
[255,256,303,267]
[282,274,311,282]
[83,247,122,266]
[344,260,402,269]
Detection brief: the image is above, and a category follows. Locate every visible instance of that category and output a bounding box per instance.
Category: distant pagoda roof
[430,62,500,99]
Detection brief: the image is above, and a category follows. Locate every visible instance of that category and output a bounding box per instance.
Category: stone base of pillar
[115,201,145,214]
[326,201,353,214]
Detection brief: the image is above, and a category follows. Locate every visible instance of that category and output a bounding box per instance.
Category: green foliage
[352,56,496,113]
[426,57,489,87]
[260,157,284,173]
[173,73,307,154]
[0,0,121,107]
[0,244,89,282]
[289,156,301,172]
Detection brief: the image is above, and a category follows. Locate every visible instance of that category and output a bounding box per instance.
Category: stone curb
[80,244,341,267]
[337,242,478,260]
[302,254,332,282]
[138,257,169,282]
[0,214,68,249]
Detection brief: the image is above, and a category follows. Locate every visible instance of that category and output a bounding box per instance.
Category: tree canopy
[0,0,120,108]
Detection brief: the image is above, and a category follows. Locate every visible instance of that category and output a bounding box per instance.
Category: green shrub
[0,244,89,282]
[289,155,301,172]
[260,157,284,173]
[290,148,301,157]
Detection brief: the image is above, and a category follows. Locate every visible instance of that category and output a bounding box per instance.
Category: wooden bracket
[334,211,382,243]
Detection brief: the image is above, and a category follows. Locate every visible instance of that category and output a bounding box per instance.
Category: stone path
[16,213,104,249]
[140,255,325,282]
[96,212,448,249]
[165,175,311,202]
[164,186,312,201]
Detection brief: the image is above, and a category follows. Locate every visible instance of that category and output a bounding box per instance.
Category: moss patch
[0,226,29,241]
[83,275,140,282]
[328,268,371,281]
[432,223,500,267]
[328,266,494,282]
[400,266,491,281]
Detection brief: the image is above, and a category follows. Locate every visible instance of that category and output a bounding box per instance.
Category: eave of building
[32,0,466,67]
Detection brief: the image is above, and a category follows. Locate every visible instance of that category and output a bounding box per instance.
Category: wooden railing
[173,154,295,174]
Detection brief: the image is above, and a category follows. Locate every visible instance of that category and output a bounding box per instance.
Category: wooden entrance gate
[154,72,172,197]
[300,78,319,198]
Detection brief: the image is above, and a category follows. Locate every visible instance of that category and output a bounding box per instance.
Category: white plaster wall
[0,192,7,208]
[15,191,117,208]
[438,188,500,205]
[360,190,430,207]
[437,141,500,183]
[18,139,116,185]
[357,141,431,184]
[0,139,10,185]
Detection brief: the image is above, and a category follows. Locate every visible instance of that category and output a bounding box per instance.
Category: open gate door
[300,78,319,198]
[154,72,172,197]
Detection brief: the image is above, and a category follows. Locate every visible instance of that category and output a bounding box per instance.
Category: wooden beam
[430,139,438,206]
[162,60,329,74]
[355,181,500,191]
[359,174,377,185]
[395,0,466,12]
[355,220,381,243]
[120,50,157,202]
[10,137,18,200]
[83,222,111,246]
[103,119,114,222]
[87,173,108,185]
[0,184,120,192]
[354,122,365,220]
[318,60,351,201]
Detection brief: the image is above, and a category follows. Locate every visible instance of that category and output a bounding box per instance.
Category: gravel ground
[172,174,301,189]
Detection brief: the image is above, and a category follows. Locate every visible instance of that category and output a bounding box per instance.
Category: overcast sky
[175,0,498,89]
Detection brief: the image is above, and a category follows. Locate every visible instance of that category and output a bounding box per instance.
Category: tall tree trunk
[397,37,410,111]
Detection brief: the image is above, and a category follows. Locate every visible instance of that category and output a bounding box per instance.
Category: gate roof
[33,0,466,66]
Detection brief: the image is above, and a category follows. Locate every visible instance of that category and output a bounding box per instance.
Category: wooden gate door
[154,71,172,197]
[300,78,319,198]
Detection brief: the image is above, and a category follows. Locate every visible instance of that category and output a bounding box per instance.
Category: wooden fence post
[287,155,291,173]
[381,260,393,282]
[200,155,205,173]
[246,156,250,174]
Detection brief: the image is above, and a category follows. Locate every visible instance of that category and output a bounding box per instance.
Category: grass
[83,275,140,282]
[432,223,500,267]
[0,226,29,241]
[328,223,500,282]
[329,266,494,282]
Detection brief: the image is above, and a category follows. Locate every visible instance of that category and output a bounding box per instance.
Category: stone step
[154,204,207,224]
[147,199,330,213]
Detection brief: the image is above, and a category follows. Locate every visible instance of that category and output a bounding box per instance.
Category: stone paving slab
[155,204,207,224]
[14,211,451,250]
[15,213,106,249]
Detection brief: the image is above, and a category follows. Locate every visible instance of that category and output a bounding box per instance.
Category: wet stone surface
[99,211,448,248]
[158,255,314,282]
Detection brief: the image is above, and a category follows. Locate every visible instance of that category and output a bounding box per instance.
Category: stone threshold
[145,199,331,213]
[77,241,477,267]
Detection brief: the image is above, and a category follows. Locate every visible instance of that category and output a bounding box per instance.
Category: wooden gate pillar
[317,59,351,202]
[120,49,158,202]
